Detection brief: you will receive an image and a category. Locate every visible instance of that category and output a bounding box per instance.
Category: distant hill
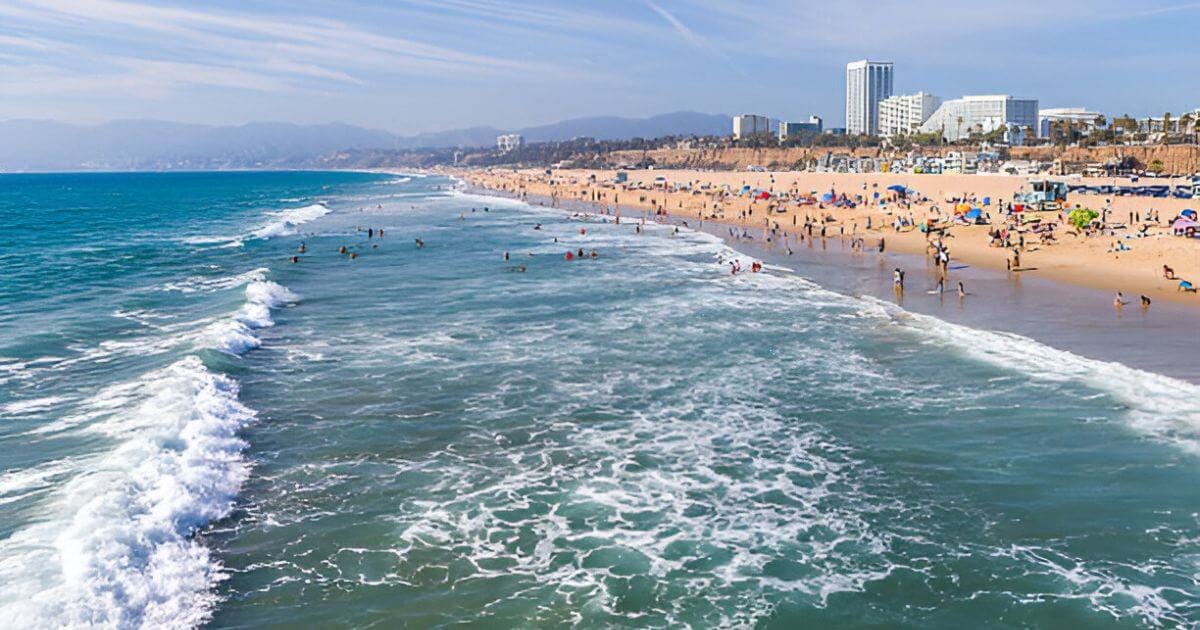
[0,111,733,171]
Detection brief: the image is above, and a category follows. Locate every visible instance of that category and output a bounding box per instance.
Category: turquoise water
[1,172,1198,628]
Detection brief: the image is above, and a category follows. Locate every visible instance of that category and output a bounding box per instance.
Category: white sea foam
[201,281,297,356]
[0,395,72,417]
[183,202,329,248]
[856,296,1200,455]
[0,273,297,626]
[250,203,329,240]
[0,357,255,628]
[162,267,268,294]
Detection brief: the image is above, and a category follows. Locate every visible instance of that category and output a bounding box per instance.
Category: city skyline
[3,0,1200,134]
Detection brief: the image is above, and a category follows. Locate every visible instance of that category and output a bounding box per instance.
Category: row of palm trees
[1049,113,1200,146]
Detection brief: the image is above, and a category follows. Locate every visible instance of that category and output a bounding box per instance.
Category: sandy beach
[455,168,1200,306]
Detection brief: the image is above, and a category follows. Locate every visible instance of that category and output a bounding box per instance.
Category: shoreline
[453,168,1200,306]
[460,178,1200,385]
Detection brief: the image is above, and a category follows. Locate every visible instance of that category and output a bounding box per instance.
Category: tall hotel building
[845,60,894,136]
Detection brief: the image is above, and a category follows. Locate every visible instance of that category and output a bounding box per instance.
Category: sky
[2,0,1199,134]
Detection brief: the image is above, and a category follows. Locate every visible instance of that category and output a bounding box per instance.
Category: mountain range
[0,111,733,171]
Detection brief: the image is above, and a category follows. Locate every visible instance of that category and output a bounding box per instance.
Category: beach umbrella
[887,184,906,193]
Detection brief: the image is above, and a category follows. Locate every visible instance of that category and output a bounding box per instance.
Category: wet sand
[468,182,1200,385]
[459,168,1200,306]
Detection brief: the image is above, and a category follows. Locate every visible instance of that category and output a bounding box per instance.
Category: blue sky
[2,0,1198,134]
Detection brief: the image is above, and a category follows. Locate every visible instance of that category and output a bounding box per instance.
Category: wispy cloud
[1127,1,1200,16]
[0,0,573,101]
[642,0,753,81]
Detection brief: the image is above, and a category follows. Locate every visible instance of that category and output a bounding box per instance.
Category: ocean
[1,171,1198,628]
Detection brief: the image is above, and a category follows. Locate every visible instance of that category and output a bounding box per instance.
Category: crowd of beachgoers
[456,168,1200,306]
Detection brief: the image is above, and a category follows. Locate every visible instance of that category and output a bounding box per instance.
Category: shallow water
[1,172,1197,628]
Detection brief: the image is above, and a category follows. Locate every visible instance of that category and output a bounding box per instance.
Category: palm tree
[1179,113,1194,144]
[1162,112,1172,144]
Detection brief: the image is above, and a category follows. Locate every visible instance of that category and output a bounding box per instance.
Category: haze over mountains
[0,111,732,171]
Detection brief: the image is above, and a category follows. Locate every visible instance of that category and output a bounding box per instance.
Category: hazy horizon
[3,0,1199,135]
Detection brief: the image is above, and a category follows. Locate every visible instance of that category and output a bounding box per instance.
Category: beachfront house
[1038,108,1104,138]
[941,152,979,175]
[496,134,523,153]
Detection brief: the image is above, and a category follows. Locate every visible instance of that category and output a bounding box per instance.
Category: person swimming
[350,252,358,260]
[290,255,299,263]
[339,245,347,254]
[1140,295,1151,309]
[299,242,307,253]
[415,238,424,248]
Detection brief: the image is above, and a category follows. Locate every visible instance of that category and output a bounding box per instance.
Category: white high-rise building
[920,95,1039,142]
[733,114,770,139]
[878,92,941,137]
[845,60,894,136]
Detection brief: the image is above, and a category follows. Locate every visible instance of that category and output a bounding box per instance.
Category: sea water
[0,172,1197,628]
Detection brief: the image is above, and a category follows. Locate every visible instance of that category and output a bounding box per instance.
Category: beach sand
[455,168,1200,306]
